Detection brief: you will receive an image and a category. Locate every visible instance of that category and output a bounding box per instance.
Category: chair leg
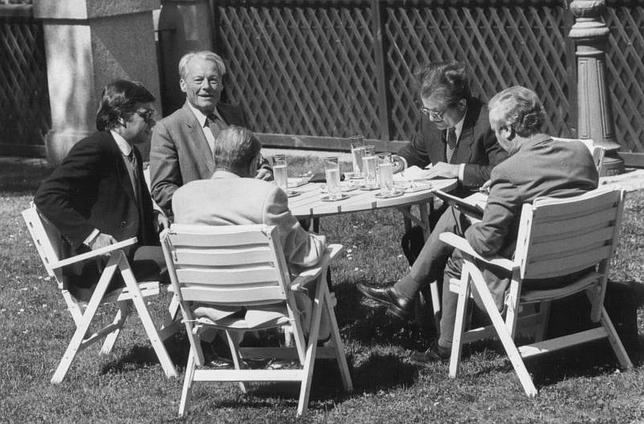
[600,306,633,369]
[119,256,178,378]
[179,345,197,417]
[429,280,442,333]
[323,287,353,392]
[449,273,471,379]
[100,301,130,355]
[469,267,538,397]
[297,273,326,417]
[159,294,181,341]
[51,255,119,384]
[224,330,247,394]
[534,301,551,342]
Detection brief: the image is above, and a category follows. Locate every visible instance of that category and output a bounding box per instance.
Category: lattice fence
[0,12,50,156]
[606,2,644,153]
[211,0,576,149]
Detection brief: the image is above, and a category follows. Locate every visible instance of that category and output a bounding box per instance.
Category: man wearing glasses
[398,61,507,194]
[35,80,167,301]
[150,50,272,221]
[359,62,507,324]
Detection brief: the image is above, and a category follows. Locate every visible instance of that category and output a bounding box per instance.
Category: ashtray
[286,190,301,198]
[374,190,404,199]
[320,193,350,202]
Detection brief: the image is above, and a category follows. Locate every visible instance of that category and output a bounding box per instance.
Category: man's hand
[255,167,273,181]
[88,233,118,251]
[156,212,170,232]
[425,162,460,179]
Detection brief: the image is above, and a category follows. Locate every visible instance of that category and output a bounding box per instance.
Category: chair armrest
[438,233,514,271]
[51,237,138,269]
[290,244,344,288]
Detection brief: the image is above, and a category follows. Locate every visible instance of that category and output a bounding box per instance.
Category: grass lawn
[1,157,643,423]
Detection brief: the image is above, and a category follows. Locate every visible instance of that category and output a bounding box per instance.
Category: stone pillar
[34,0,161,164]
[569,0,624,175]
[157,0,213,115]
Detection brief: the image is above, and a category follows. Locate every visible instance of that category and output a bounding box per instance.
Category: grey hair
[213,126,262,174]
[488,86,546,136]
[178,51,226,80]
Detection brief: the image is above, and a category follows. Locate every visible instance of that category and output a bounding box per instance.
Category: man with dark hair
[150,50,272,220]
[360,86,598,362]
[398,61,507,190]
[35,79,166,300]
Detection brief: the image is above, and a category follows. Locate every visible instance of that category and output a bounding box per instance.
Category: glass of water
[378,153,395,196]
[362,145,378,189]
[350,135,365,177]
[272,154,288,191]
[323,156,342,200]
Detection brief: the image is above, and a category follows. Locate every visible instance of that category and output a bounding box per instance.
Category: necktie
[206,114,225,140]
[445,127,457,163]
[126,151,140,202]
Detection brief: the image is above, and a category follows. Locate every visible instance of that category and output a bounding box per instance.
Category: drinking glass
[378,154,395,196]
[323,156,342,200]
[362,145,378,189]
[350,135,366,177]
[272,154,288,191]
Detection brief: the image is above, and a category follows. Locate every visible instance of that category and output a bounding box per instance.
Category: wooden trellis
[0,9,50,157]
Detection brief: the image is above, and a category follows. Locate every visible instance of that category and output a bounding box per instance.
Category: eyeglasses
[136,109,155,124]
[420,106,448,121]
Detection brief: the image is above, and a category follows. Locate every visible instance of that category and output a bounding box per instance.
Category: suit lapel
[452,103,478,164]
[182,102,216,175]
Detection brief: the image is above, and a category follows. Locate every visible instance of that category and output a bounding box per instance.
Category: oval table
[288,178,458,236]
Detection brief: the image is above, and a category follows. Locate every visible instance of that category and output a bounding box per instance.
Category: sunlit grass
[1,157,643,423]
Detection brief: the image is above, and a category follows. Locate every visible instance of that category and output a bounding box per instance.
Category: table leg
[418,202,430,241]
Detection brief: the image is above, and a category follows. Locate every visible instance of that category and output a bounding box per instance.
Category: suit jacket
[150,101,248,218]
[172,171,326,270]
[35,131,158,250]
[34,131,159,293]
[397,97,508,189]
[465,135,598,258]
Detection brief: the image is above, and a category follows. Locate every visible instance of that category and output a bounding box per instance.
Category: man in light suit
[35,80,167,301]
[173,126,328,336]
[359,86,598,362]
[150,50,272,220]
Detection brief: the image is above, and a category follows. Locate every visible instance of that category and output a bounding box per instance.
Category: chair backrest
[161,224,292,306]
[514,188,624,280]
[551,137,605,173]
[22,203,64,286]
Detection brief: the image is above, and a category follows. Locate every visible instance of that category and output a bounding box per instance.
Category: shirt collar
[110,130,132,156]
[451,106,467,141]
[187,102,224,128]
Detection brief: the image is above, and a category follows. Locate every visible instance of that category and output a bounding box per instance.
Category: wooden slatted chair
[22,203,178,383]
[161,224,353,417]
[439,188,632,396]
[552,137,606,175]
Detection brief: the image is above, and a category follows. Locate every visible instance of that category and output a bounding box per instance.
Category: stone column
[569,0,623,175]
[34,0,161,164]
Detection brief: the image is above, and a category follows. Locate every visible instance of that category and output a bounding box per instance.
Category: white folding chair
[161,224,353,417]
[552,137,606,175]
[440,188,632,396]
[22,204,178,383]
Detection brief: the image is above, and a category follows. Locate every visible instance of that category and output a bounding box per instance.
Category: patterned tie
[445,127,457,163]
[206,113,225,140]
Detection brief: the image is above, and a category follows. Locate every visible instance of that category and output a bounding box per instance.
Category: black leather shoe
[409,341,451,365]
[357,283,414,319]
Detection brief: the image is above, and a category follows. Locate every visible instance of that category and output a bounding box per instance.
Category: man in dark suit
[359,87,598,362]
[150,50,272,219]
[397,61,507,194]
[35,80,167,301]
